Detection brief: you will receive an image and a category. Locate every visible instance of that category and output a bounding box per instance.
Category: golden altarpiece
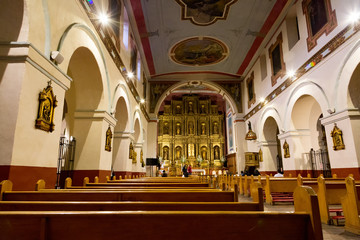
[158,96,225,175]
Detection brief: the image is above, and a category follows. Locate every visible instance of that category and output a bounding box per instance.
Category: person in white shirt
[274,169,284,177]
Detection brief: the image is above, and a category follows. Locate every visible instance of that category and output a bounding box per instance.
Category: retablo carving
[283,140,290,158]
[35,82,57,132]
[105,126,112,152]
[331,123,345,150]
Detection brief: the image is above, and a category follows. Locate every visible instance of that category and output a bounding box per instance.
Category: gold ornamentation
[132,150,137,164]
[140,149,144,166]
[129,142,134,159]
[331,123,345,150]
[163,146,169,160]
[105,126,112,152]
[259,148,263,162]
[283,140,290,158]
[35,82,57,132]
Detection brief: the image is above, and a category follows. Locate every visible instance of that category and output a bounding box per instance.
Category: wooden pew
[0,185,322,240]
[341,175,360,235]
[0,181,236,202]
[0,201,264,212]
[265,175,298,205]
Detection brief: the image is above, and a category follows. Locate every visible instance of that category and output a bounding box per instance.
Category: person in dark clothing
[182,164,189,177]
[161,170,168,177]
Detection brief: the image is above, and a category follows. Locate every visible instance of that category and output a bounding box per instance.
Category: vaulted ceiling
[128,0,293,82]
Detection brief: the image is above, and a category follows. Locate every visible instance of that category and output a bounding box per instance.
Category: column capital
[277,129,310,140]
[321,108,360,126]
[74,110,117,127]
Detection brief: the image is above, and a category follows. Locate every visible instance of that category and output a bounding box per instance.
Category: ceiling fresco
[170,37,228,66]
[176,0,238,26]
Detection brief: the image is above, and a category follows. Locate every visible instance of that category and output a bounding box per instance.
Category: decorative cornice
[245,24,360,120]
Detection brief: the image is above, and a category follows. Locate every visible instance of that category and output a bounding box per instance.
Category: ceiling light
[127,72,134,79]
[348,11,360,24]
[140,99,145,104]
[99,13,109,25]
[286,70,296,79]
[259,97,265,103]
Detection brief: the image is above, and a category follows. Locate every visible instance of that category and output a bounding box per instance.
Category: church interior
[1,0,360,238]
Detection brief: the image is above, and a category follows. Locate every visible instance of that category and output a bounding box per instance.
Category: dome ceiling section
[132,0,287,78]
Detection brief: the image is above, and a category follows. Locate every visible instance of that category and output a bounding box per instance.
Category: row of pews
[228,173,360,235]
[0,175,324,239]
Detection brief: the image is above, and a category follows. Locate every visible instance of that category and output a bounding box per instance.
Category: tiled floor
[238,195,360,239]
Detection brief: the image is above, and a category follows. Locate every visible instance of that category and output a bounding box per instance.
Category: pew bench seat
[0,201,263,211]
[0,211,321,240]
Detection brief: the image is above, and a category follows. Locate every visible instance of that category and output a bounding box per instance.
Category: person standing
[182,164,188,177]
[188,164,192,175]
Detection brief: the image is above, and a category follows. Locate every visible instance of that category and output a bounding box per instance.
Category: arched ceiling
[127,0,293,81]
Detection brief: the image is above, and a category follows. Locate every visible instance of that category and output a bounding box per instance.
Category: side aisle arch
[283,81,330,131]
[111,83,132,132]
[257,107,283,141]
[334,39,360,110]
[57,23,111,112]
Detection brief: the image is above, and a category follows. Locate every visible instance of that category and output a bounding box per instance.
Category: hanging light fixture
[245,121,257,140]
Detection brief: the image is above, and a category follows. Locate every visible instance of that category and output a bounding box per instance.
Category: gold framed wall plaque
[283,140,290,158]
[105,126,112,152]
[35,82,58,132]
[331,123,345,150]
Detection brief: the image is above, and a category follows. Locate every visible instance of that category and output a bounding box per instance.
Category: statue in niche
[331,123,345,150]
[201,147,207,160]
[213,122,219,134]
[188,121,194,134]
[163,121,169,134]
[35,81,58,132]
[129,142,134,159]
[105,126,112,152]
[175,146,182,160]
[163,147,169,160]
[176,122,181,135]
[201,122,206,135]
[200,104,206,114]
[214,146,220,160]
[283,140,290,158]
[188,101,194,113]
[176,105,181,114]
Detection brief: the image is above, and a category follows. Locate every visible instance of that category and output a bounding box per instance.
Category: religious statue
[259,148,263,162]
[132,150,137,164]
[188,121,194,134]
[201,122,206,135]
[105,126,112,152]
[283,140,290,158]
[129,142,134,159]
[163,147,169,160]
[188,101,193,113]
[213,122,219,134]
[331,123,345,150]
[140,149,144,166]
[214,146,220,159]
[201,147,207,160]
[176,104,181,114]
[200,104,206,114]
[176,122,181,135]
[175,146,182,160]
[163,121,169,134]
[35,81,58,132]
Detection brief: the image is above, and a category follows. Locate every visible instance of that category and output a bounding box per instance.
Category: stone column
[113,131,134,176]
[146,117,158,158]
[278,130,312,175]
[321,109,360,178]
[72,111,116,184]
[257,140,278,173]
[233,114,247,174]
